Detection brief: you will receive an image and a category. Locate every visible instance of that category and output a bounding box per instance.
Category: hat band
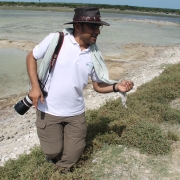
[73,16,101,22]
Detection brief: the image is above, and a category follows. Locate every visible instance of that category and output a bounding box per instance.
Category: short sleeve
[33,33,55,60]
[91,68,102,83]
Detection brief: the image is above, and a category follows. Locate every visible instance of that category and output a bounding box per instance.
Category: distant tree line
[0,1,180,15]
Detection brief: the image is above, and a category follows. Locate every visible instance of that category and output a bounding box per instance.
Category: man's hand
[92,80,134,93]
[116,80,134,92]
[26,50,44,109]
[29,87,44,109]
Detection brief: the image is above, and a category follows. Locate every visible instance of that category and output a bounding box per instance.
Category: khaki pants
[36,110,87,168]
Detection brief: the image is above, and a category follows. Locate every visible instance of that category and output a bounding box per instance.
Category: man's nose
[95,28,100,34]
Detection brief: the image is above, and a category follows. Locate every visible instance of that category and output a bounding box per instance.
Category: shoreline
[1,5,180,18]
[0,38,180,101]
[0,38,179,100]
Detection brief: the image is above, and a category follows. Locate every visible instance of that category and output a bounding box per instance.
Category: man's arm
[92,80,134,93]
[26,51,44,109]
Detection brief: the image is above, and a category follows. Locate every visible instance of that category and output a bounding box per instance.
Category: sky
[1,0,180,9]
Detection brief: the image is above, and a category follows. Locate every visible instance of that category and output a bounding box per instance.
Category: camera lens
[14,95,33,115]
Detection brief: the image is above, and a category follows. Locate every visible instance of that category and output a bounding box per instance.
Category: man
[26,7,134,172]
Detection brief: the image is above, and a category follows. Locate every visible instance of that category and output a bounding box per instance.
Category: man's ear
[74,23,82,32]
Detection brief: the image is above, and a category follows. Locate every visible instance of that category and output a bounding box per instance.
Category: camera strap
[49,32,64,74]
[41,32,64,89]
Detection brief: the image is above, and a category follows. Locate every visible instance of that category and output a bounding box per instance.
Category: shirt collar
[68,33,90,52]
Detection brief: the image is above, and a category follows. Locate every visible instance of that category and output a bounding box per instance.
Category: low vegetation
[0,1,180,15]
[0,63,180,179]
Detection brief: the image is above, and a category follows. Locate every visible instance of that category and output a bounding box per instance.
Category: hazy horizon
[0,0,180,10]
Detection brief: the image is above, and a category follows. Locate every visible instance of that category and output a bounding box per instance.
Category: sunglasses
[83,23,103,31]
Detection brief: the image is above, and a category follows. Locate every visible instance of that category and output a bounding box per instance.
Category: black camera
[14,95,33,115]
[14,80,48,115]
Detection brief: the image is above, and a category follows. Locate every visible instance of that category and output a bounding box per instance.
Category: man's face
[78,23,102,45]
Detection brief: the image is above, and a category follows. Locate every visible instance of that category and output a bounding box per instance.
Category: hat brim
[64,20,110,26]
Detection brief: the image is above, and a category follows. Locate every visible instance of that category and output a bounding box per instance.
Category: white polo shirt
[33,32,101,116]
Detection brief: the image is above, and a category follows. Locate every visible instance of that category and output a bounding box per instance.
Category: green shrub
[163,108,180,123]
[93,131,120,146]
[120,121,171,155]
[167,131,179,141]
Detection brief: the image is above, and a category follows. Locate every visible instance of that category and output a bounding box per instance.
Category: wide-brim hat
[64,7,110,26]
